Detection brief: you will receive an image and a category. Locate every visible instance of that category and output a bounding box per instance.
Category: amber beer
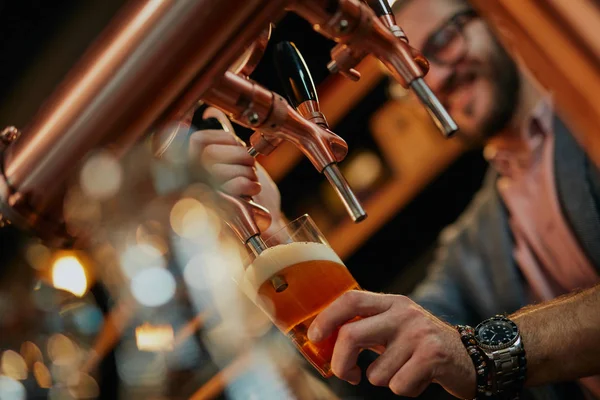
[242,241,359,377]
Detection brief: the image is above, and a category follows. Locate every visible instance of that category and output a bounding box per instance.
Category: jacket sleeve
[409,171,507,326]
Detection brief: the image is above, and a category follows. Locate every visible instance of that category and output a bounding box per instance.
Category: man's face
[396,0,520,140]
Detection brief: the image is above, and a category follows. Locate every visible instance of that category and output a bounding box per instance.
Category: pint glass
[240,214,360,377]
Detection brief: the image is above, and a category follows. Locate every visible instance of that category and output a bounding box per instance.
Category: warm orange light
[51,256,88,297]
[135,323,174,352]
[344,151,383,191]
[79,150,123,200]
[25,243,51,271]
[0,350,27,380]
[67,372,99,399]
[20,342,43,370]
[170,198,220,240]
[33,362,52,389]
[47,334,80,367]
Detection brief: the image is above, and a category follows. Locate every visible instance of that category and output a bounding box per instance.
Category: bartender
[190,0,600,398]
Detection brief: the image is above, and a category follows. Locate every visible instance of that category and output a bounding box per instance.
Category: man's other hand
[308,290,476,398]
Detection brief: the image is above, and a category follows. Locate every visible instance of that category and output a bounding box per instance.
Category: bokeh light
[32,282,60,313]
[1,350,28,380]
[52,256,88,297]
[48,387,70,400]
[67,372,99,399]
[50,363,76,386]
[136,221,168,256]
[170,198,221,240]
[119,244,166,279]
[71,304,104,336]
[25,243,51,271]
[33,361,52,389]
[130,267,176,307]
[183,252,229,291]
[0,376,25,400]
[20,341,43,370]
[344,151,384,191]
[135,323,174,352]
[63,186,102,234]
[116,342,167,388]
[80,151,123,200]
[48,334,80,367]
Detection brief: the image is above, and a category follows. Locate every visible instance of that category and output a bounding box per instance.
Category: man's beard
[478,36,521,138]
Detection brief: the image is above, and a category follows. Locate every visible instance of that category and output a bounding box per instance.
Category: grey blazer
[409,117,600,399]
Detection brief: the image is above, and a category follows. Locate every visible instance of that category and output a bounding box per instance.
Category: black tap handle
[274,41,318,108]
[365,0,393,16]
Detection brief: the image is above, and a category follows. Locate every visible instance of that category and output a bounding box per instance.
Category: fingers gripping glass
[239,214,361,377]
[421,9,477,66]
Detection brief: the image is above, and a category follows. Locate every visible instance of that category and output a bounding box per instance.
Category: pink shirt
[485,98,600,398]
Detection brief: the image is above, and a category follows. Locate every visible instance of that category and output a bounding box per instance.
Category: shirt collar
[484,94,554,178]
[526,94,554,137]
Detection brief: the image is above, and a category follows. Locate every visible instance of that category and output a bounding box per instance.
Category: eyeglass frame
[421,8,478,66]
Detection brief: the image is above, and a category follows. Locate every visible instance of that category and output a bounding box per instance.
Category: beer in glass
[239,214,360,377]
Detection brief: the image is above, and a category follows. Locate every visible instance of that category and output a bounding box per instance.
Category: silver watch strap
[489,340,525,397]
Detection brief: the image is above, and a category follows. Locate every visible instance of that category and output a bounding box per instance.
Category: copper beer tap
[271,41,366,223]
[326,0,412,81]
[203,70,367,223]
[289,0,458,138]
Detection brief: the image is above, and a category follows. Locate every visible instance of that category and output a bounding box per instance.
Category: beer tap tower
[190,38,368,292]
[154,31,366,269]
[0,0,457,259]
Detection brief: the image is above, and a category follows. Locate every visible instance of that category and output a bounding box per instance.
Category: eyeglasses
[421,9,478,66]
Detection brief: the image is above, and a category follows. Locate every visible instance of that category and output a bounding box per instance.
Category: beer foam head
[239,241,343,300]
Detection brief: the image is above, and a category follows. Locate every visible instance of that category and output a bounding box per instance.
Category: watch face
[476,319,518,348]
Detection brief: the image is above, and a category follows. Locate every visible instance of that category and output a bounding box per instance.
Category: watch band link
[489,345,527,399]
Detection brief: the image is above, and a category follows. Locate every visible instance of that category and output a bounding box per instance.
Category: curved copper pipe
[0,0,283,245]
[231,25,273,77]
[153,25,273,160]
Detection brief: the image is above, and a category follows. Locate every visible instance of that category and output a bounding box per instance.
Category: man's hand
[189,128,261,197]
[187,118,284,234]
[307,290,475,398]
[254,161,286,236]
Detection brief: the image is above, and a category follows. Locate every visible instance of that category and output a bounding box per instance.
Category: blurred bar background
[1,0,598,399]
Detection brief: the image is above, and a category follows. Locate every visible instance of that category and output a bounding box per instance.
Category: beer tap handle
[273,41,328,127]
[273,41,317,108]
[365,0,393,16]
[273,41,367,223]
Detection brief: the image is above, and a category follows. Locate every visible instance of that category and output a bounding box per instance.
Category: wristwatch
[474,315,527,399]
